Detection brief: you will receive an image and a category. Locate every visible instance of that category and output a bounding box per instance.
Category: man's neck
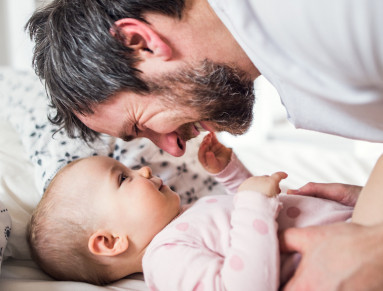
[145,0,260,80]
[195,0,260,80]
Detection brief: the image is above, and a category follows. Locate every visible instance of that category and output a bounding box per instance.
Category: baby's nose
[139,166,152,179]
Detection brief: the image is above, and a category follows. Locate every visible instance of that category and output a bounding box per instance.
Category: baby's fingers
[209,132,220,145]
[205,152,221,172]
[198,135,212,164]
[271,172,288,182]
[271,172,288,194]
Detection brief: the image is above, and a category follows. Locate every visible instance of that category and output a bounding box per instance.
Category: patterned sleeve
[143,193,281,291]
[222,191,281,291]
[211,152,253,195]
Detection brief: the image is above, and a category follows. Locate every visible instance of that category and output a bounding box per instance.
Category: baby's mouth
[159,180,164,191]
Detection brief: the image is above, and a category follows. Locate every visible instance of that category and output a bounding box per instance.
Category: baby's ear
[88,230,129,257]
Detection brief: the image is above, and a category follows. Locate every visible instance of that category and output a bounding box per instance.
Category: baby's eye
[119,174,127,185]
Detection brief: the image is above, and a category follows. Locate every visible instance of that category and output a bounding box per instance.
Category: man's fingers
[286,189,300,195]
[287,182,319,196]
[279,227,312,254]
[287,182,362,207]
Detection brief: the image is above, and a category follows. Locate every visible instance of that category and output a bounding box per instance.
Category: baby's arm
[144,175,285,291]
[352,155,383,225]
[220,172,287,290]
[198,133,252,194]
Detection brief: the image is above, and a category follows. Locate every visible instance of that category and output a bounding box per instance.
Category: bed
[1,66,382,290]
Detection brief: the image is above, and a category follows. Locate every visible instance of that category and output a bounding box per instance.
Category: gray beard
[145,59,255,141]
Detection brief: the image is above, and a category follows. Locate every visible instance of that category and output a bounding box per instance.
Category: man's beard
[145,60,255,141]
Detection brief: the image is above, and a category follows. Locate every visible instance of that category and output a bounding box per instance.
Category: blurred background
[0,0,50,69]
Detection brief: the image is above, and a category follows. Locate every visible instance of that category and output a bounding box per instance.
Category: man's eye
[123,135,134,142]
[134,124,139,136]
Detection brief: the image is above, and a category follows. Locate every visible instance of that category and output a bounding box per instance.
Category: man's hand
[238,172,288,197]
[279,222,383,291]
[198,132,232,174]
[287,182,362,206]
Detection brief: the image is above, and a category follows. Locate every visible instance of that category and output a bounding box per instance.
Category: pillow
[0,120,41,261]
[0,66,226,265]
[0,67,51,261]
[0,200,11,274]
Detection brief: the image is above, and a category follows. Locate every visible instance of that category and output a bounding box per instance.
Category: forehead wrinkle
[134,98,153,125]
[118,94,148,140]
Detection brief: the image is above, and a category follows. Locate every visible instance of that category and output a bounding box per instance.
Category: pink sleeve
[222,191,281,291]
[143,192,281,291]
[212,152,252,195]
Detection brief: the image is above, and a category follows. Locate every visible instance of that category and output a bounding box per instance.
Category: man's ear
[112,18,172,61]
[88,230,129,257]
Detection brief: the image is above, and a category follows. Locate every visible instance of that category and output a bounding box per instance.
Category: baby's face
[68,156,181,247]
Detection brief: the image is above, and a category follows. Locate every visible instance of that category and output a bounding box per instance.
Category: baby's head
[27,156,181,285]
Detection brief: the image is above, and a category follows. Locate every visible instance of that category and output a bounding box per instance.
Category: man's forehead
[76,102,130,137]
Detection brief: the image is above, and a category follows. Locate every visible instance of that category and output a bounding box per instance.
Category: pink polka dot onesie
[142,153,353,291]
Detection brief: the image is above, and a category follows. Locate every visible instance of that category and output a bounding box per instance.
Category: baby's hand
[238,172,288,197]
[198,132,232,174]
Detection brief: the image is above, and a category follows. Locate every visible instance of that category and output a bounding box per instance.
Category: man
[27,0,383,290]
[27,0,257,157]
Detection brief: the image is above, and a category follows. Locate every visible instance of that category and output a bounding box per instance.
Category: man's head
[28,156,181,284]
[78,60,255,156]
[26,0,257,156]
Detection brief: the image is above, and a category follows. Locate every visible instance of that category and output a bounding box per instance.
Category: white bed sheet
[1,70,383,291]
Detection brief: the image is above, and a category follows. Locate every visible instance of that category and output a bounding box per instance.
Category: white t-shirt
[208,0,383,142]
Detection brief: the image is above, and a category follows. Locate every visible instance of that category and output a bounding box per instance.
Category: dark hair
[26,0,185,141]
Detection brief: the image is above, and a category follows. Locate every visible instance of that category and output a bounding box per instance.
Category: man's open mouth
[176,122,210,151]
[194,122,206,133]
[177,137,184,150]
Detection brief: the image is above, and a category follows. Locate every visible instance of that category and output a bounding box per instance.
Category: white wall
[0,0,44,69]
[0,2,10,66]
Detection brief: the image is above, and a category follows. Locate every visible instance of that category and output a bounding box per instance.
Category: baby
[27,133,355,290]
